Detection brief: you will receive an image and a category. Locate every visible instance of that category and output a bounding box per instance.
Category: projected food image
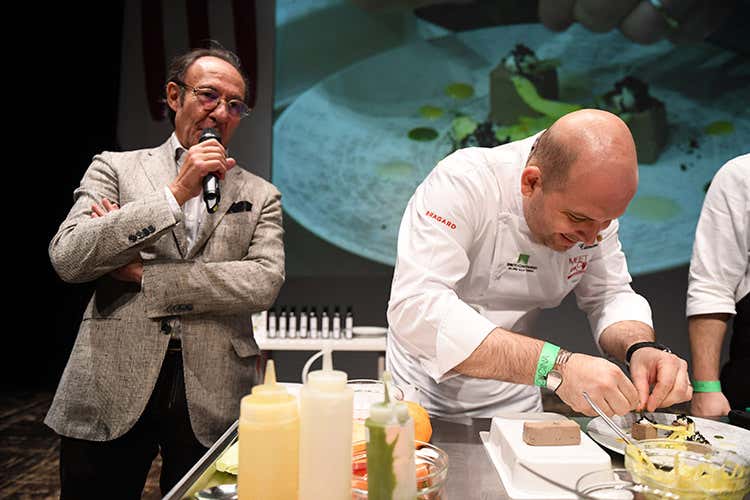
[273,9,748,273]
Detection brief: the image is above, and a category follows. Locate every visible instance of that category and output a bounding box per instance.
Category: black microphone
[199,128,222,213]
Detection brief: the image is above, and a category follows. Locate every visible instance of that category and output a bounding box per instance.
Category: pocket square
[228,200,253,213]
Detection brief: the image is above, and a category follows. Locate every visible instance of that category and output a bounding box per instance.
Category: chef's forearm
[454,327,545,385]
[598,320,655,362]
[688,313,729,380]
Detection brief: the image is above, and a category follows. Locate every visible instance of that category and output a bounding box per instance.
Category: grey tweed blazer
[46,138,285,446]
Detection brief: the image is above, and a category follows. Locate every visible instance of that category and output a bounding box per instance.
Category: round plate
[273,23,749,273]
[352,326,388,337]
[587,412,750,459]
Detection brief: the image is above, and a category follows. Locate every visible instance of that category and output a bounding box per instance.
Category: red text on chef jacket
[425,210,457,230]
[567,255,589,279]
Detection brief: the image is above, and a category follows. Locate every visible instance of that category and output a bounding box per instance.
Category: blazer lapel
[187,167,246,259]
[140,140,189,258]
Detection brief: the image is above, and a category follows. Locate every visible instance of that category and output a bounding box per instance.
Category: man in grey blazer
[47,45,284,498]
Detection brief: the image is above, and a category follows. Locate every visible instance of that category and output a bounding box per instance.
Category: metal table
[163,415,623,499]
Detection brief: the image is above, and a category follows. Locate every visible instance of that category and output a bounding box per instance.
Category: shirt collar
[169,132,187,169]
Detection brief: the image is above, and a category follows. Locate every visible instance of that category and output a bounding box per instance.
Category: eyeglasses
[173,79,250,119]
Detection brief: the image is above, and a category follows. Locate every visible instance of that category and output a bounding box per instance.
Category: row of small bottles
[238,352,416,500]
[268,306,354,339]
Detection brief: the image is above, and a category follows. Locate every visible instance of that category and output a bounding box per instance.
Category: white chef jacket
[386,133,653,417]
[686,153,750,317]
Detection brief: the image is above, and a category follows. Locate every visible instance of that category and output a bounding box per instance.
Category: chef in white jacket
[387,109,692,417]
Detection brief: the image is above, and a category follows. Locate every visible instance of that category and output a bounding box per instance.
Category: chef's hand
[169,139,235,206]
[90,197,144,283]
[556,353,640,417]
[690,392,731,417]
[629,348,692,412]
[538,0,733,45]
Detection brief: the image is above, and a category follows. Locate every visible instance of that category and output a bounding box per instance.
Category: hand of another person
[629,348,692,412]
[109,259,144,283]
[90,197,144,283]
[555,353,641,417]
[690,391,731,417]
[169,139,236,206]
[538,0,734,45]
[91,197,119,217]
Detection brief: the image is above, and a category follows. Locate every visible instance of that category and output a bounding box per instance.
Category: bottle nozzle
[322,346,333,372]
[382,371,393,404]
[264,359,278,385]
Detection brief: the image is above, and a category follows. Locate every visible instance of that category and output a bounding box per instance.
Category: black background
[9,2,125,390]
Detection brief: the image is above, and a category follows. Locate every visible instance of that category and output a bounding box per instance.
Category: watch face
[546,370,563,392]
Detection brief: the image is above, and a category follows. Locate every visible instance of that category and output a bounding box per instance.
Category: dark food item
[490,44,558,125]
[666,413,711,445]
[457,121,509,149]
[600,76,667,164]
[522,420,581,446]
[632,421,658,440]
[671,414,693,427]
[686,431,710,444]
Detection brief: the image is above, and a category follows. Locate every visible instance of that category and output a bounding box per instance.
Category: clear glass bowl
[348,379,404,423]
[624,438,750,500]
[351,440,448,499]
[575,468,638,499]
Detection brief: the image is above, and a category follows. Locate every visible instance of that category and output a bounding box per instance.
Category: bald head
[528,109,638,193]
[521,110,640,251]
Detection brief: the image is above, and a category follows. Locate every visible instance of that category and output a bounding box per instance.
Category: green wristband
[692,380,722,393]
[535,342,560,387]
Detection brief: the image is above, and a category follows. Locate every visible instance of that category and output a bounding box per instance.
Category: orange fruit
[350,400,432,455]
[405,400,432,444]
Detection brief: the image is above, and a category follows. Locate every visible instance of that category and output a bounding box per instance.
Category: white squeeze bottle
[238,360,299,500]
[299,347,354,500]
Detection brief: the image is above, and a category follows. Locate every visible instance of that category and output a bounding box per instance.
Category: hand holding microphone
[168,128,236,210]
[199,128,222,213]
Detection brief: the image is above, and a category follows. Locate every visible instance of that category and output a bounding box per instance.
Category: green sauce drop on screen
[419,105,444,120]
[408,127,438,141]
[445,83,474,99]
[704,121,734,135]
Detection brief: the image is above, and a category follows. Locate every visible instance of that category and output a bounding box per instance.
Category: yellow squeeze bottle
[238,360,299,500]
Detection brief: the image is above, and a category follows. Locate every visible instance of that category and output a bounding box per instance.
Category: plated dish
[587,412,750,460]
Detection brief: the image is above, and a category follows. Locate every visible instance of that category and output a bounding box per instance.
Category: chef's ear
[521,165,543,196]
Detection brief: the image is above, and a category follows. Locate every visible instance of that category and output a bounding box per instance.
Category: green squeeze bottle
[365,372,417,500]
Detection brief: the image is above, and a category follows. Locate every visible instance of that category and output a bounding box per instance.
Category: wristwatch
[545,349,572,392]
[625,341,671,366]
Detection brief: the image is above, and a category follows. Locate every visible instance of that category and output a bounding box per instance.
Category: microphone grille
[199,128,222,144]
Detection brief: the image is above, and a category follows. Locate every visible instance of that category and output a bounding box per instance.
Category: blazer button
[147,225,155,233]
[129,235,137,242]
[160,319,172,335]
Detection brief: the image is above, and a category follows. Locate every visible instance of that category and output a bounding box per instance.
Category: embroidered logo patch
[567,255,589,279]
[507,253,537,273]
[425,210,457,230]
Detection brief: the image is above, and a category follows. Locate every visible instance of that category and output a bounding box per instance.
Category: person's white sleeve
[687,157,750,317]
[163,186,183,219]
[573,219,653,351]
[387,157,497,382]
